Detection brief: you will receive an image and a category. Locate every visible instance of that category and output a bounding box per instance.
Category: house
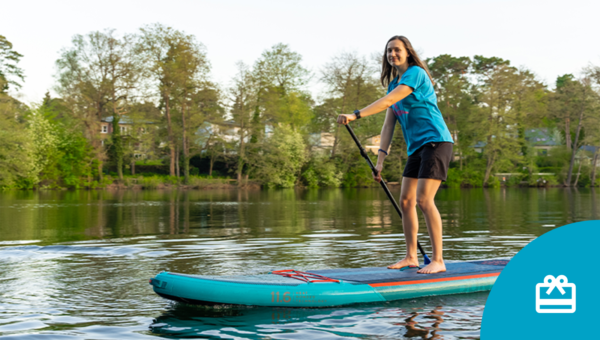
[309,132,334,153]
[100,115,135,137]
[100,115,151,159]
[524,128,561,155]
[365,135,381,155]
[471,128,561,155]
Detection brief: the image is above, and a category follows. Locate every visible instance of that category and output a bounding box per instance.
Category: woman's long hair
[380,35,435,88]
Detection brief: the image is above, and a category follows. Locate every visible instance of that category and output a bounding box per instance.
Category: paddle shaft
[344,124,429,259]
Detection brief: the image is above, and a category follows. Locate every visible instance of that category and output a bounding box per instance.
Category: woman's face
[386,39,410,67]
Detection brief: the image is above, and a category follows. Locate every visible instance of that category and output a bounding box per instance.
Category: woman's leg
[387,177,420,269]
[416,178,446,274]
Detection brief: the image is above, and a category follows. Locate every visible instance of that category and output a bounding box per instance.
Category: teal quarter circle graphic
[481,220,600,339]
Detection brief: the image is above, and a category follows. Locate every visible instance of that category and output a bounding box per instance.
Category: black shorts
[403,142,453,181]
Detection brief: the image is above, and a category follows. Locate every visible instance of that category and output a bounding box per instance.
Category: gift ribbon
[544,275,568,295]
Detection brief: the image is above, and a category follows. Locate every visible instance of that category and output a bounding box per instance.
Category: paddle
[344,123,431,265]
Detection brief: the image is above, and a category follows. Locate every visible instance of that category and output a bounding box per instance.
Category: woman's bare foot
[387,256,419,269]
[417,260,446,274]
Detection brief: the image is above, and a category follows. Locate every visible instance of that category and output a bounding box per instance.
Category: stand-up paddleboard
[149,259,508,307]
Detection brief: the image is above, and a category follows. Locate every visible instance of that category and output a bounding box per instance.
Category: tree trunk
[111,107,123,181]
[131,158,135,175]
[97,159,103,182]
[164,96,176,176]
[182,101,189,184]
[237,120,246,185]
[566,101,586,186]
[209,153,215,176]
[573,157,583,187]
[565,118,571,151]
[591,147,598,187]
[176,144,180,179]
[483,150,496,186]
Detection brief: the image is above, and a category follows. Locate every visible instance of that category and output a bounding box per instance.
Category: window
[120,126,128,134]
[101,125,108,133]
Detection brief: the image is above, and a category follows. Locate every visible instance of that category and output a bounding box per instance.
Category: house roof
[101,115,153,124]
[471,128,561,149]
[524,128,560,146]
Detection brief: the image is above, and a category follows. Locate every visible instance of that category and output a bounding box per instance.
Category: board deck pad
[310,260,508,284]
[150,259,509,307]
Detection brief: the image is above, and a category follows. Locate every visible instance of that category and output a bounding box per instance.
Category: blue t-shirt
[387,66,454,156]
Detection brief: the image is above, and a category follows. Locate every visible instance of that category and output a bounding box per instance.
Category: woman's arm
[373,108,397,182]
[337,84,413,125]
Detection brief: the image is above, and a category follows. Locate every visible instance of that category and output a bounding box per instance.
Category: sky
[2,0,599,104]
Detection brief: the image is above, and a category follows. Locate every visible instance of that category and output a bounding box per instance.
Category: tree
[320,52,384,157]
[251,43,312,134]
[249,125,307,188]
[0,94,32,188]
[550,74,580,151]
[471,56,524,186]
[168,33,212,183]
[428,54,473,169]
[586,64,600,186]
[55,29,139,181]
[228,62,256,184]
[564,74,599,186]
[0,35,25,93]
[137,24,188,177]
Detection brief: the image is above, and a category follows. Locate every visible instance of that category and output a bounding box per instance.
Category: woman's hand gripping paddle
[344,123,431,266]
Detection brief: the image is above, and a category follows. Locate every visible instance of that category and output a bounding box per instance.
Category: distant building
[100,115,135,137]
[365,135,381,155]
[524,128,561,155]
[308,132,334,153]
[471,128,561,155]
[100,115,151,159]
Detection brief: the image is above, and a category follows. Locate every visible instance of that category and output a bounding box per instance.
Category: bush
[252,125,307,188]
[188,176,227,189]
[301,154,342,188]
[445,166,485,188]
[506,174,525,187]
[487,175,501,188]
[139,176,163,189]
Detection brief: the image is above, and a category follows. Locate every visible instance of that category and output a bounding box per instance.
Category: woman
[337,36,453,274]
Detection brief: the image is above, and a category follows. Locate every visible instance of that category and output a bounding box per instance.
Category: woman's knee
[416,196,436,212]
[400,197,416,211]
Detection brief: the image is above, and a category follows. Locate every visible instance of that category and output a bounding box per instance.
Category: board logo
[535,275,576,313]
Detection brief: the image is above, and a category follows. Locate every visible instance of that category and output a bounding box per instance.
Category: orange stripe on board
[368,272,500,288]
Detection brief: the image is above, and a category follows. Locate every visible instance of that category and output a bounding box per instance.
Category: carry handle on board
[344,123,431,265]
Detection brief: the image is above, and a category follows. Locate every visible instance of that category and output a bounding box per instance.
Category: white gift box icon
[536,275,576,313]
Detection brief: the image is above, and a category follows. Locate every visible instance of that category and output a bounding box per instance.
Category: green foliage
[301,154,342,188]
[487,175,501,188]
[5,26,600,190]
[139,175,164,189]
[0,96,34,189]
[446,166,485,188]
[23,107,95,189]
[251,125,307,188]
[0,35,25,92]
[506,174,525,187]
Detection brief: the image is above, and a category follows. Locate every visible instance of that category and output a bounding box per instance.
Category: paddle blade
[423,254,431,265]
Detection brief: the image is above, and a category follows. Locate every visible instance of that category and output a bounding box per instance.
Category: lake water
[0,188,598,339]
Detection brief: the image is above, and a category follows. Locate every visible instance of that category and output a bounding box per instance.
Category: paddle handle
[344,124,430,263]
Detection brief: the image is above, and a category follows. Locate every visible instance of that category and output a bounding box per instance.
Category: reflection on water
[151,294,485,339]
[0,188,598,339]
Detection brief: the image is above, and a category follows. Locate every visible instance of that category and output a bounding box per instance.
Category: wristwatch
[353,109,361,120]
